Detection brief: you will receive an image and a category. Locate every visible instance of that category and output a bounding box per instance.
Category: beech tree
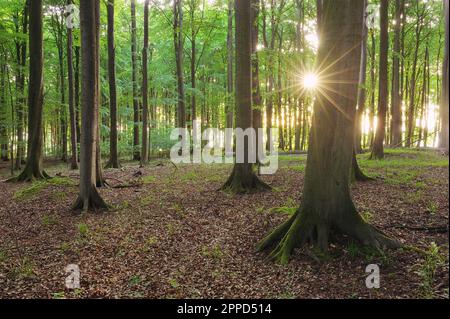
[440,0,449,152]
[371,0,389,160]
[106,0,120,169]
[10,0,48,182]
[73,0,108,211]
[258,0,398,264]
[141,0,150,165]
[221,0,270,194]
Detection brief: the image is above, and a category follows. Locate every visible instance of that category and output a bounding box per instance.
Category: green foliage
[416,242,446,299]
[202,244,225,260]
[77,223,89,238]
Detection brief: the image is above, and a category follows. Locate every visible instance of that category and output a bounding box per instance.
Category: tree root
[72,187,109,212]
[258,208,400,265]
[5,169,51,183]
[220,167,272,194]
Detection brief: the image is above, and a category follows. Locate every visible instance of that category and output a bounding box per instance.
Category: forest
[0,0,448,300]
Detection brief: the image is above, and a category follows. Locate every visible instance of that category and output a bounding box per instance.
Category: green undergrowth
[13,177,76,201]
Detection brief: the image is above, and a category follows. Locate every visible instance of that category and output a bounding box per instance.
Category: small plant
[0,249,7,263]
[60,242,70,253]
[166,223,176,236]
[77,223,89,238]
[416,242,445,299]
[168,278,180,289]
[426,201,438,215]
[269,198,297,216]
[361,211,374,223]
[41,214,58,226]
[52,292,66,299]
[129,275,143,286]
[202,244,225,260]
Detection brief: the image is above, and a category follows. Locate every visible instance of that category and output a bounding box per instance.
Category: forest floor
[0,149,448,299]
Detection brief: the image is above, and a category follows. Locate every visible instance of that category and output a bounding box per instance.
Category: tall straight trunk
[391,0,403,147]
[73,0,107,211]
[251,0,262,166]
[226,0,234,131]
[221,0,270,194]
[106,0,119,168]
[75,45,81,145]
[258,0,398,265]
[407,7,424,147]
[57,18,68,163]
[371,0,389,159]
[417,46,428,148]
[131,0,140,161]
[440,0,449,152]
[0,64,8,161]
[174,0,186,129]
[141,0,150,165]
[369,30,376,147]
[67,0,78,170]
[355,5,368,154]
[14,2,28,170]
[11,0,48,182]
[94,2,105,188]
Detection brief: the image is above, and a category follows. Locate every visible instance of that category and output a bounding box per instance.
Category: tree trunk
[67,0,78,170]
[355,3,368,154]
[141,0,149,165]
[0,64,8,161]
[440,0,449,152]
[73,0,107,211]
[105,0,120,169]
[174,0,186,129]
[391,0,403,147]
[258,0,398,264]
[131,0,140,161]
[225,0,234,154]
[251,0,262,168]
[11,0,48,182]
[221,0,270,194]
[371,0,389,159]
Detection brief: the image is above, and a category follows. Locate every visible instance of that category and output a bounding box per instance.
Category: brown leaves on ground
[0,153,448,299]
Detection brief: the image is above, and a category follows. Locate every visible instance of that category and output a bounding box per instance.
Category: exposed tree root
[104,160,122,169]
[220,166,272,194]
[352,150,374,182]
[258,207,400,265]
[72,188,109,212]
[6,168,51,183]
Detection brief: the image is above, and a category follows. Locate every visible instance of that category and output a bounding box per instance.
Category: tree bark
[221,0,270,194]
[141,0,150,165]
[11,0,48,182]
[131,0,140,161]
[391,0,403,147]
[73,0,107,211]
[105,0,120,169]
[371,0,389,159]
[174,0,186,129]
[440,0,449,152]
[67,0,78,170]
[258,0,398,264]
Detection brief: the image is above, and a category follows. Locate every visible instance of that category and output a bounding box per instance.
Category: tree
[67,0,78,170]
[141,0,150,165]
[10,0,48,182]
[251,0,262,166]
[258,0,398,264]
[221,0,270,194]
[174,0,186,129]
[391,0,403,147]
[106,0,120,168]
[226,0,234,132]
[131,0,140,161]
[440,0,449,152]
[371,0,389,160]
[72,0,108,211]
